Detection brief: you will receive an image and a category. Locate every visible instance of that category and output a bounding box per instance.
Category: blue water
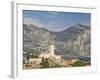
[79,57,91,62]
[62,55,91,62]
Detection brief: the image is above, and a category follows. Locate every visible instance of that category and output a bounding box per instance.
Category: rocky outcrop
[73,30,91,57]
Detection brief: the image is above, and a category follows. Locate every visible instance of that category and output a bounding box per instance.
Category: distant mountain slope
[73,29,91,57]
[23,23,91,58]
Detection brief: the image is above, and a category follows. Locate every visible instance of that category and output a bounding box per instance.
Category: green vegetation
[30,54,38,58]
[72,61,86,67]
[40,57,50,68]
[26,53,30,63]
[40,57,62,68]
[51,63,62,68]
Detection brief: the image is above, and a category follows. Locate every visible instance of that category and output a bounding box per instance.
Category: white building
[29,58,41,64]
[48,43,54,55]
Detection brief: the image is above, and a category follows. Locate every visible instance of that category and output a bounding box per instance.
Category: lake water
[62,55,91,62]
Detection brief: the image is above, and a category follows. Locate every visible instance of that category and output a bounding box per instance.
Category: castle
[29,42,61,64]
[39,42,61,59]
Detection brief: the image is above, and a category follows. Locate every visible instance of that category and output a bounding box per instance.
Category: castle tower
[48,42,54,55]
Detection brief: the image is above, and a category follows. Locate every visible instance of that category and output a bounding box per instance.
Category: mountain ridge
[23,23,91,58]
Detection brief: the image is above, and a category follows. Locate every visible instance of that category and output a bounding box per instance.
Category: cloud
[23,17,68,32]
[48,12,59,15]
[44,22,68,32]
[23,17,44,28]
[46,12,59,18]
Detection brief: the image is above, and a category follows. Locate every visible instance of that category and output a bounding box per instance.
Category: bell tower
[48,41,54,55]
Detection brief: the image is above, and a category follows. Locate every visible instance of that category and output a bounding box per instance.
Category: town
[23,42,90,69]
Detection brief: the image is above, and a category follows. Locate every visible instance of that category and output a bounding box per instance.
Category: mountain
[23,23,91,58]
[73,29,91,57]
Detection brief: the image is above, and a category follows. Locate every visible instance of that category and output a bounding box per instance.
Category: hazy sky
[23,10,91,32]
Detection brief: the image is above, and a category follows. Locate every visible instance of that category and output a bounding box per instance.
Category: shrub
[72,61,86,67]
[40,57,50,68]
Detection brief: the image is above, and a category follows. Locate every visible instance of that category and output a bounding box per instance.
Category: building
[29,58,41,64]
[28,42,61,64]
[39,42,61,59]
[48,42,54,55]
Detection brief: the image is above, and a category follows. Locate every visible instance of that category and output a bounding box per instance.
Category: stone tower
[48,42,54,55]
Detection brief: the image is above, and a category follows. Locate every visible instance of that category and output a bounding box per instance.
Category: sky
[23,10,91,32]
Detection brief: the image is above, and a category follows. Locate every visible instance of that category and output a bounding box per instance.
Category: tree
[40,57,50,68]
[27,53,30,63]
